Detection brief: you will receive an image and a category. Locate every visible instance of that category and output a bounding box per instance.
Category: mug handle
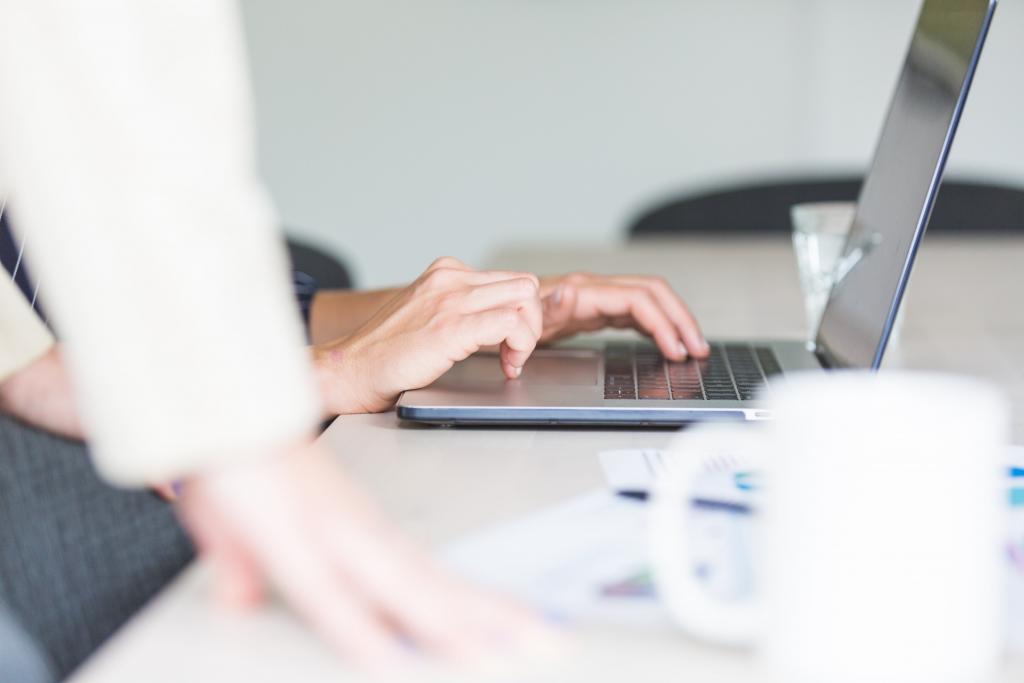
[649,425,764,647]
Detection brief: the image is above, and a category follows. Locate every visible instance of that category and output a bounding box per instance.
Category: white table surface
[71,236,1024,682]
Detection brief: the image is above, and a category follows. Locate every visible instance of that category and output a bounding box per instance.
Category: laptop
[398,0,998,426]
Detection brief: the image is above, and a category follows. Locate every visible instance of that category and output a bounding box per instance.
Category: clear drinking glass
[790,202,856,341]
[791,201,906,350]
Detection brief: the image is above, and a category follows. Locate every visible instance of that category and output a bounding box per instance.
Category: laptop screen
[815,0,996,369]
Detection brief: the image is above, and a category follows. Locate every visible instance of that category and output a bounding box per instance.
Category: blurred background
[240,0,1024,288]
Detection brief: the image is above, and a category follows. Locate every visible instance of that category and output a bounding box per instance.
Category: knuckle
[511,277,539,298]
[423,267,455,290]
[429,256,461,270]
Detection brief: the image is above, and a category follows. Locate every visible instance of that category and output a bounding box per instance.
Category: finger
[501,356,520,379]
[591,287,684,360]
[151,481,178,502]
[318,512,502,659]
[322,522,549,663]
[499,312,540,371]
[431,571,557,644]
[459,277,539,315]
[573,286,684,360]
[630,277,707,356]
[500,346,522,379]
[423,256,539,289]
[209,541,266,609]
[461,270,540,290]
[456,308,539,374]
[176,492,265,608]
[420,266,539,296]
[516,285,544,341]
[413,575,562,664]
[629,292,689,360]
[463,277,543,343]
[444,584,569,664]
[258,523,410,671]
[618,277,709,357]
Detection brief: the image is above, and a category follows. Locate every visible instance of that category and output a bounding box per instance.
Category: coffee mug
[650,372,1008,683]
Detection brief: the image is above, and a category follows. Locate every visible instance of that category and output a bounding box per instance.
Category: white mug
[650,372,1008,683]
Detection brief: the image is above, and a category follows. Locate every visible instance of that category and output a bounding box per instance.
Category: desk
[72,237,1024,682]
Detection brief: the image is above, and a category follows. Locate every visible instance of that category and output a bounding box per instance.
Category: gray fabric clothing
[0,414,194,679]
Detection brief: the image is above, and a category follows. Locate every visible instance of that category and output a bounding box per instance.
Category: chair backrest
[628,176,1024,237]
[285,237,353,290]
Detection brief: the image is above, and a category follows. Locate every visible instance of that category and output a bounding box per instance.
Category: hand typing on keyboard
[537,273,710,361]
[312,257,544,414]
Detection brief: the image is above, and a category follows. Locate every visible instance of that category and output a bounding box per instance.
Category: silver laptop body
[398,0,997,426]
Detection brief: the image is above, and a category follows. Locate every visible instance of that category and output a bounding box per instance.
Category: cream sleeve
[0,0,321,484]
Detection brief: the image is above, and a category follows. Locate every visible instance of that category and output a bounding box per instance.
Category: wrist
[310,341,389,416]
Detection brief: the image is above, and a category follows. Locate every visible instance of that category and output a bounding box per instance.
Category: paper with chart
[440,488,754,628]
[441,491,664,627]
[443,446,1024,652]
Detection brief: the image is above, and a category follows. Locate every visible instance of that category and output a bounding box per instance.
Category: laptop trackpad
[438,350,599,387]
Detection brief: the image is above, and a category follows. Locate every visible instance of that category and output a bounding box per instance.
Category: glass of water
[790,202,856,341]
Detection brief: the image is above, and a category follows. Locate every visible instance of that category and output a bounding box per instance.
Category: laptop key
[672,388,704,400]
[639,390,671,400]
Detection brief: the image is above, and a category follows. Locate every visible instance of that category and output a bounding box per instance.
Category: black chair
[628,176,1024,237]
[285,236,354,290]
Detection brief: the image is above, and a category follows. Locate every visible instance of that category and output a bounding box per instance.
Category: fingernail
[551,285,563,306]
[514,366,523,378]
[677,342,688,359]
[701,338,710,352]
[171,480,184,497]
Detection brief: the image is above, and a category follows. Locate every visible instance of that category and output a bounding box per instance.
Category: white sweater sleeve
[0,0,321,484]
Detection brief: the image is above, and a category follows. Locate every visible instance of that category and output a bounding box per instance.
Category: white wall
[240,0,1024,288]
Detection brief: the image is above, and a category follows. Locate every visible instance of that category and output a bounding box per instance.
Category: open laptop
[398,0,998,426]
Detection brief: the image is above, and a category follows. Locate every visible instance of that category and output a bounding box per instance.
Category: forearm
[308,287,401,345]
[0,1,320,485]
[0,346,84,440]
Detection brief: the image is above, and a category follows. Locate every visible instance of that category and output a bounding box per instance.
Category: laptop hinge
[811,340,842,370]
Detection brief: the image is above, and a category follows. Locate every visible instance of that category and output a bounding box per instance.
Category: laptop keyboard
[603,341,783,401]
